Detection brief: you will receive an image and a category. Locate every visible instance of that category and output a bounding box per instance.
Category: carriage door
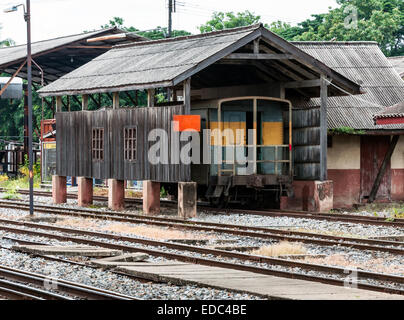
[223,111,246,175]
[360,136,391,201]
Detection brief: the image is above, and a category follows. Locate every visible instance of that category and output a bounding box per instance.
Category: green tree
[101,17,190,40]
[280,0,403,56]
[199,11,264,33]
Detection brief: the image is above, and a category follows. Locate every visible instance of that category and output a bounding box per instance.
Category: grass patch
[101,223,213,240]
[251,241,307,257]
[1,185,22,200]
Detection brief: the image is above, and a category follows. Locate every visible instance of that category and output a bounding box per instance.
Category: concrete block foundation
[52,175,67,204]
[284,180,333,213]
[78,177,93,207]
[108,179,125,211]
[143,181,161,215]
[178,182,197,218]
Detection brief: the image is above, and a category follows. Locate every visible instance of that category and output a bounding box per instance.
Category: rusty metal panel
[360,136,391,200]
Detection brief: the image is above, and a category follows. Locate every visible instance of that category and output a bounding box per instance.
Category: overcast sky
[0,0,338,45]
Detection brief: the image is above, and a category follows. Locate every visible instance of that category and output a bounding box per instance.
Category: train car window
[92,128,104,161]
[124,127,137,162]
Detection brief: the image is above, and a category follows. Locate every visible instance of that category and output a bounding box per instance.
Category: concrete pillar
[78,177,93,207]
[52,175,67,204]
[178,182,197,218]
[108,179,125,211]
[143,181,160,215]
[285,180,334,212]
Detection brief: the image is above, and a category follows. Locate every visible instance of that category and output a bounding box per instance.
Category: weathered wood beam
[319,76,328,181]
[112,92,120,109]
[147,89,155,108]
[183,78,191,114]
[258,43,317,80]
[283,79,322,89]
[368,135,400,203]
[82,94,89,110]
[225,53,294,60]
[253,38,260,54]
[56,96,63,113]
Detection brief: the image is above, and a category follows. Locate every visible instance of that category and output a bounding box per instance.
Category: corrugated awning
[0,27,146,84]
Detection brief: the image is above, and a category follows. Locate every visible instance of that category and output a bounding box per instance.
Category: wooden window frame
[124,126,137,162]
[92,127,104,162]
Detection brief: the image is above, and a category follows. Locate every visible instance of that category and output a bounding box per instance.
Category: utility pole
[26,0,34,216]
[168,0,176,38]
[167,0,176,101]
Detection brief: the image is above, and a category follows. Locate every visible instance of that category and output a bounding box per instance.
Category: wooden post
[56,96,63,113]
[320,76,328,181]
[253,38,260,54]
[82,94,88,110]
[280,85,286,99]
[183,78,191,114]
[67,96,71,112]
[368,135,400,203]
[113,92,119,109]
[147,89,155,108]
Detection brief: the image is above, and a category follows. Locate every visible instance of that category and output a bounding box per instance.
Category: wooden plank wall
[291,107,321,180]
[56,105,190,182]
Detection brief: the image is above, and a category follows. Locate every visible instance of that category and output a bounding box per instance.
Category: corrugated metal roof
[38,24,361,97]
[293,42,404,130]
[0,28,146,83]
[388,56,404,78]
[0,28,121,66]
[38,26,258,95]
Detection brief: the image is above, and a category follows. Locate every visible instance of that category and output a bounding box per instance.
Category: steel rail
[0,219,403,295]
[0,279,70,300]
[0,201,403,255]
[0,264,136,300]
[3,188,404,228]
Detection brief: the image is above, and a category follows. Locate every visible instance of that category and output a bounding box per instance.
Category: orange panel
[173,115,201,132]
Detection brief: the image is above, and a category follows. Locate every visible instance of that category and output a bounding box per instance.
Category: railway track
[4,188,404,228]
[0,200,404,256]
[0,264,136,300]
[0,217,403,295]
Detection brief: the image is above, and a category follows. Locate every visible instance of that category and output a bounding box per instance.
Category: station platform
[117,262,404,300]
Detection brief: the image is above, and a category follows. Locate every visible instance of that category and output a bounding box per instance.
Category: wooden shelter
[38,24,365,213]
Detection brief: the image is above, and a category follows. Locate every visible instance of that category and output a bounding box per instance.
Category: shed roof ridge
[113,23,262,49]
[0,27,119,51]
[292,41,379,46]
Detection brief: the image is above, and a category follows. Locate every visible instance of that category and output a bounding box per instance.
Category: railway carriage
[183,96,293,207]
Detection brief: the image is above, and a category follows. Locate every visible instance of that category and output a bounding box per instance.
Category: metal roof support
[0,60,26,97]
